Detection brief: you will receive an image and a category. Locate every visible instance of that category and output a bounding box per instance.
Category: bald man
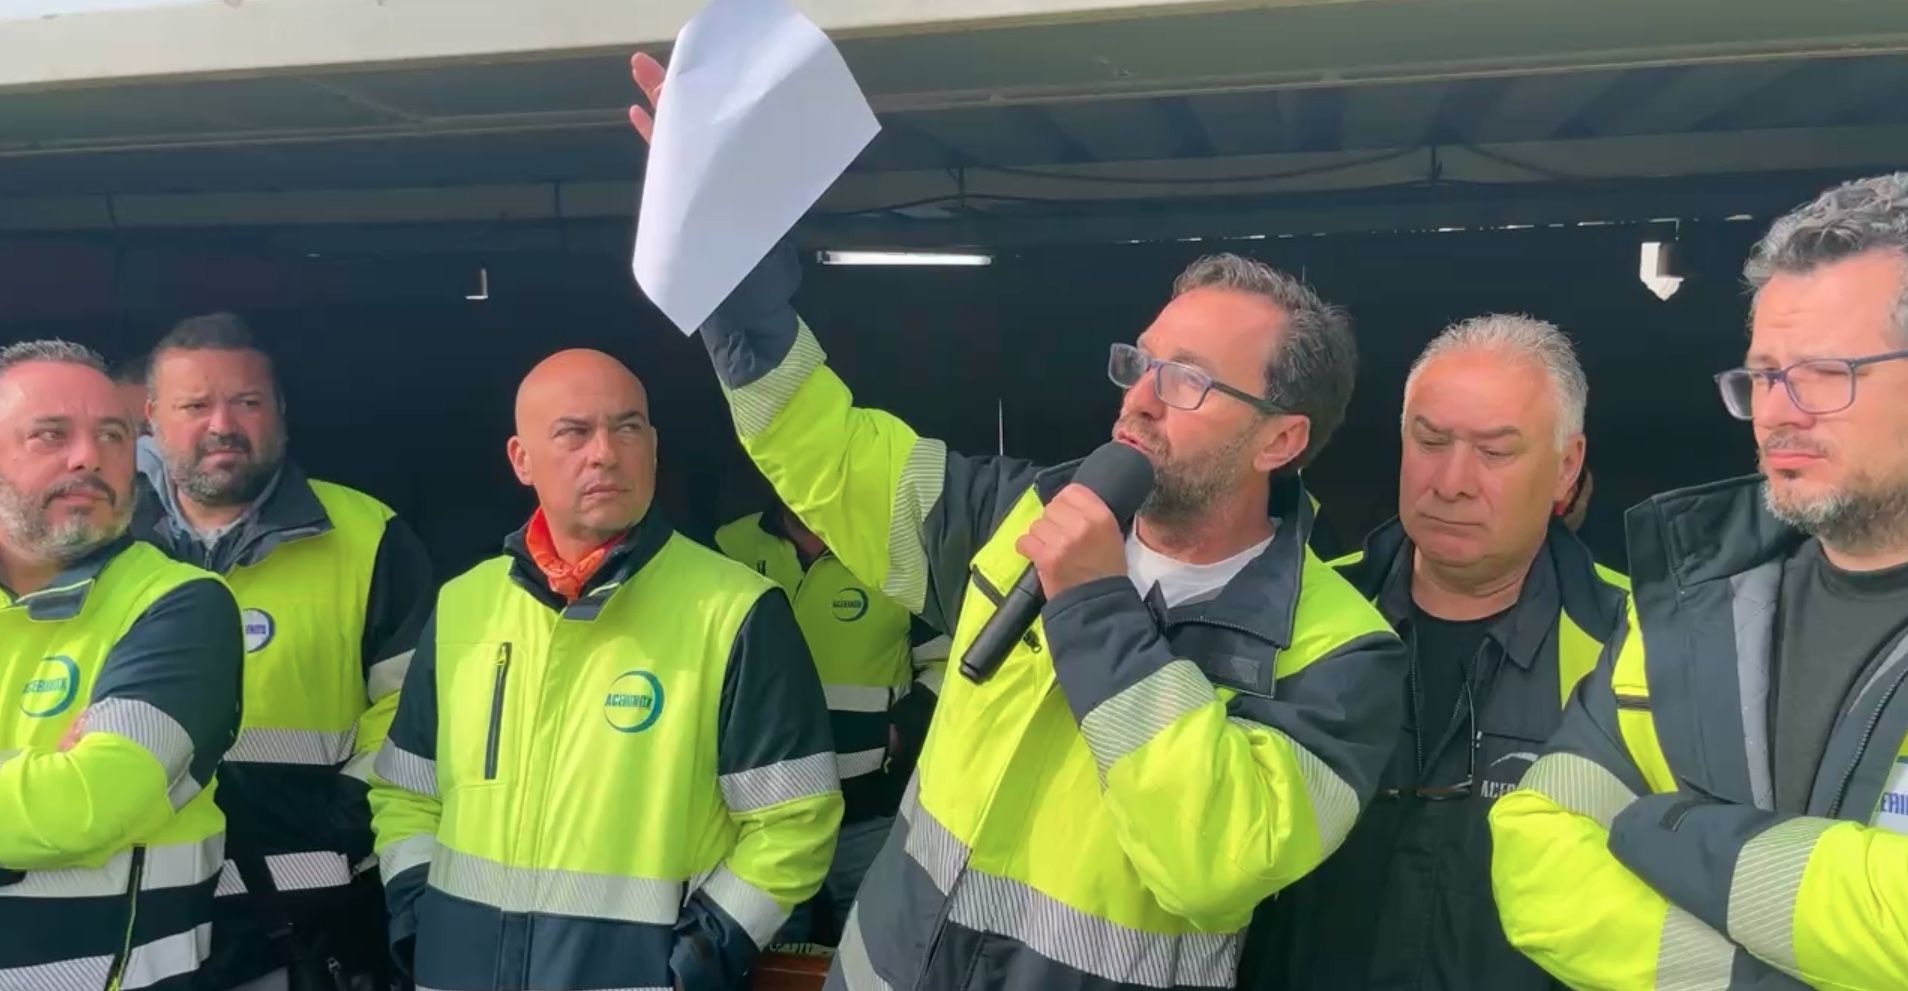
[368,349,842,991]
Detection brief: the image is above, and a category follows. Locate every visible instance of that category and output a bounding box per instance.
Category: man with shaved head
[370,349,842,991]
[0,339,242,990]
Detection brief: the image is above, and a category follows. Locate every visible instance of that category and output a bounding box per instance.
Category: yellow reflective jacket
[699,245,1407,991]
[368,513,842,991]
[0,538,242,991]
[1491,476,1908,990]
[135,459,433,911]
[716,511,917,821]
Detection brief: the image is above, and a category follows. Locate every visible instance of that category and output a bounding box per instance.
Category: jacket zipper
[1827,661,1908,819]
[103,846,146,991]
[485,642,512,781]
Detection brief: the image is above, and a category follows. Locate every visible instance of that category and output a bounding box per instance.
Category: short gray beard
[1137,423,1261,530]
[0,474,133,565]
[1766,477,1908,558]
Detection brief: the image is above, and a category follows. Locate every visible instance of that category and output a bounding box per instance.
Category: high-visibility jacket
[368,511,842,991]
[715,511,917,822]
[1246,518,1627,991]
[0,537,242,991]
[135,459,431,894]
[1491,475,1908,990]
[698,243,1407,991]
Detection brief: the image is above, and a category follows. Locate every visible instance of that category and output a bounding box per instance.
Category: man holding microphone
[631,53,1406,991]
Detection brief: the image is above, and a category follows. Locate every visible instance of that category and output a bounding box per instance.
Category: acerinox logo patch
[603,670,665,734]
[242,609,275,653]
[20,655,80,719]
[832,588,869,622]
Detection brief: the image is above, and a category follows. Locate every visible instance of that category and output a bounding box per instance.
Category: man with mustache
[132,312,433,991]
[1243,316,1628,991]
[368,349,841,991]
[631,53,1405,991]
[1492,172,1908,989]
[0,339,242,990]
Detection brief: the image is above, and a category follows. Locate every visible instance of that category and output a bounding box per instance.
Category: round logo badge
[603,670,665,734]
[831,588,869,622]
[20,655,79,719]
[242,609,276,653]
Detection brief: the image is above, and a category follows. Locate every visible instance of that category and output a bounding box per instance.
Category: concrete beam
[0,0,1280,91]
[5,124,1903,233]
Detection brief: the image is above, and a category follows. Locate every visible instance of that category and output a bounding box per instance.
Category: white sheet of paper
[634,0,880,335]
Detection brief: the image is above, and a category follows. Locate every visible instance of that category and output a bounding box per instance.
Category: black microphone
[959,441,1155,684]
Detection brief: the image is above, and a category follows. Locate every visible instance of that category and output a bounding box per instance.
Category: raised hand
[628,52,667,144]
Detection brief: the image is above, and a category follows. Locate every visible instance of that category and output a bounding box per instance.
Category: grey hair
[1404,314,1588,449]
[1173,253,1357,470]
[0,339,108,378]
[1745,171,1908,343]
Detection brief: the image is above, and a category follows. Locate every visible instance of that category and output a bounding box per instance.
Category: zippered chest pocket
[439,641,515,786]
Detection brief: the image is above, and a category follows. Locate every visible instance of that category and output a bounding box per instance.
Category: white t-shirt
[1125,529,1275,609]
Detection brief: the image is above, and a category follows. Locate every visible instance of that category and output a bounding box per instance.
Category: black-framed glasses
[1379,679,1477,802]
[1714,348,1908,420]
[1108,343,1284,415]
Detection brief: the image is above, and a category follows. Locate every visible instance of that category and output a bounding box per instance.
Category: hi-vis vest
[0,543,229,991]
[839,484,1393,989]
[373,531,842,990]
[213,481,391,897]
[715,514,912,783]
[1490,476,1908,991]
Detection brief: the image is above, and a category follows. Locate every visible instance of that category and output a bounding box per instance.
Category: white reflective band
[0,927,218,990]
[119,922,212,990]
[823,683,895,714]
[429,846,682,926]
[0,952,109,990]
[911,635,952,665]
[901,787,1236,989]
[86,697,201,808]
[340,749,377,783]
[215,861,247,898]
[225,727,355,766]
[374,741,438,798]
[366,650,414,700]
[915,666,944,697]
[1655,906,1736,991]
[379,834,436,884]
[836,747,887,780]
[835,905,897,991]
[719,752,838,813]
[7,836,221,898]
[698,865,787,949]
[1078,660,1212,774]
[267,851,353,892]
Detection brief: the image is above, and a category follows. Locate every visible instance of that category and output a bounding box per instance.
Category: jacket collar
[501,507,675,618]
[1356,516,1614,671]
[1626,474,1802,593]
[1032,461,1317,648]
[2,533,136,620]
[134,437,332,573]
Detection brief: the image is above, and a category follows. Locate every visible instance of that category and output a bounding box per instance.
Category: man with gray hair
[0,339,242,990]
[1493,172,1908,989]
[1244,314,1628,991]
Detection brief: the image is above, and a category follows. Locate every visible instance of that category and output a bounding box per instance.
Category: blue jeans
[774,815,895,946]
